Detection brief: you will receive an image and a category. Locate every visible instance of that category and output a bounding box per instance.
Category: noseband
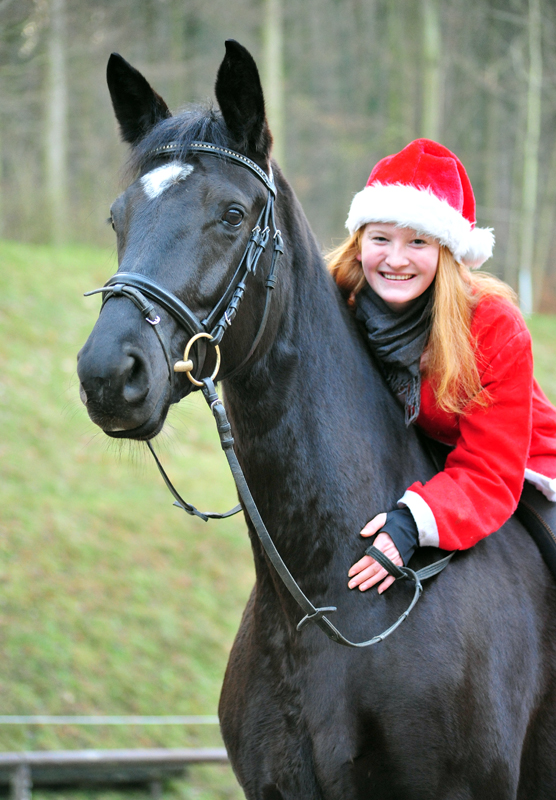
[85,141,284,387]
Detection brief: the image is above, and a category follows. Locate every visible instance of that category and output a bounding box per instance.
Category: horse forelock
[126,103,232,179]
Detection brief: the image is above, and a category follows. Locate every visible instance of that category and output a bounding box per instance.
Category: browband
[147,141,277,197]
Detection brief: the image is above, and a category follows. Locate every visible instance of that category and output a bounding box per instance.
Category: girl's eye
[223,208,244,226]
[372,236,388,243]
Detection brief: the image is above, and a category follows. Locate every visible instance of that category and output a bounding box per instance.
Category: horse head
[77,41,284,439]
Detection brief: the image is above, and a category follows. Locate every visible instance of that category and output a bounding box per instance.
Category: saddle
[516,481,556,580]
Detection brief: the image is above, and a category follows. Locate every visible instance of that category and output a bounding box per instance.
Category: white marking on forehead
[141,162,194,199]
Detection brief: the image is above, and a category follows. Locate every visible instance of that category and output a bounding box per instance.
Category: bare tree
[2,0,556,311]
[0,125,3,238]
[519,0,542,314]
[421,0,442,140]
[44,0,69,245]
[262,0,285,167]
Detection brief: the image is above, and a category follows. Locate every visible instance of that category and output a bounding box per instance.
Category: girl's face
[357,223,440,312]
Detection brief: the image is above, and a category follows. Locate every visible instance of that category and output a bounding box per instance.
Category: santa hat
[346,139,494,269]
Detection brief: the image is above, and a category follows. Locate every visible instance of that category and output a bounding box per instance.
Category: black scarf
[354,283,434,426]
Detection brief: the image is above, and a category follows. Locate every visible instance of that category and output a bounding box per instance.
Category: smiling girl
[357,224,440,312]
[327,139,556,593]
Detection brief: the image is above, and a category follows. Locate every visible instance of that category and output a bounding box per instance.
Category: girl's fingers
[348,531,404,593]
[348,555,380,581]
[360,512,387,537]
[373,532,403,565]
[377,575,396,594]
[348,535,402,581]
[348,554,372,578]
[350,565,388,590]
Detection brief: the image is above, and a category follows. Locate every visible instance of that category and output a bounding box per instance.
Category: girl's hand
[347,513,403,594]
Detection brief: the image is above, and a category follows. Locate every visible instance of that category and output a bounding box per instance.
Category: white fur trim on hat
[346,183,494,268]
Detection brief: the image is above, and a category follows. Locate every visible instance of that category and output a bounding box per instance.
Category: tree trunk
[421,0,441,141]
[45,0,69,245]
[386,3,412,150]
[519,0,542,314]
[534,132,556,303]
[262,0,285,168]
[0,125,3,239]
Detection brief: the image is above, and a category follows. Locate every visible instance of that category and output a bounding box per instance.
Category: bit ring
[174,332,221,387]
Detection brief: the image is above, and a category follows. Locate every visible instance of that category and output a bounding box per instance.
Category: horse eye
[106,215,116,232]
[223,208,244,226]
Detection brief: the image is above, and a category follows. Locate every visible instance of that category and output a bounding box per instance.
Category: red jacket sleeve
[400,302,533,551]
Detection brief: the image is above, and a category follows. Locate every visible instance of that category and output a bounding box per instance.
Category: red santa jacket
[399,295,556,551]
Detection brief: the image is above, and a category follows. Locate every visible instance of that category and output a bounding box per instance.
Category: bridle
[86,142,283,389]
[85,140,453,649]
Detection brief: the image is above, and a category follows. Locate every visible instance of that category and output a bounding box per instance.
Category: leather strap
[101,273,205,337]
[147,441,241,522]
[148,141,277,196]
[84,283,198,386]
[196,377,454,648]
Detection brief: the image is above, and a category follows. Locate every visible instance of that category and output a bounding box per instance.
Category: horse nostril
[123,352,149,404]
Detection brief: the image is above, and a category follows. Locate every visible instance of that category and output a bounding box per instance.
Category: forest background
[2,0,556,312]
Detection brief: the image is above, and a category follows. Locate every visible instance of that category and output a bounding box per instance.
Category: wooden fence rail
[0,747,229,799]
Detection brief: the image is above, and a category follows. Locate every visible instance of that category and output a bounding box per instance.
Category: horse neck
[222,177,428,577]
[226,177,369,406]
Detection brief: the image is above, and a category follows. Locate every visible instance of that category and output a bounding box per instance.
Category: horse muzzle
[77,305,173,439]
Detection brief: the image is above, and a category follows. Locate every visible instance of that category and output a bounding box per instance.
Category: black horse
[77,41,556,799]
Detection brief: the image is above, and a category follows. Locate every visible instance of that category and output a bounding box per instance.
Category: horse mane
[126,103,232,179]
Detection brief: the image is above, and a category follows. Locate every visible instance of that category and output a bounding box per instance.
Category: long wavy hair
[326,229,517,415]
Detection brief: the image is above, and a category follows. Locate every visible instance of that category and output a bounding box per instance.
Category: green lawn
[0,240,250,798]
[528,314,556,401]
[1,239,556,799]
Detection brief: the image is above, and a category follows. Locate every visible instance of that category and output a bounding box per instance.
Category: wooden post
[10,764,32,800]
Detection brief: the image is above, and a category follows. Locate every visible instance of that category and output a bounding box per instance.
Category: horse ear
[215,40,272,160]
[107,53,172,146]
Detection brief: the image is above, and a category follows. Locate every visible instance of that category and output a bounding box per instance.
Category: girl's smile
[357,222,440,311]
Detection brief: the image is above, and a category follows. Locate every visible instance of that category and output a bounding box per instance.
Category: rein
[197,376,454,648]
[85,140,453,648]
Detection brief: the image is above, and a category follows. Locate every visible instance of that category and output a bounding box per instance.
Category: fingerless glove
[366,507,419,565]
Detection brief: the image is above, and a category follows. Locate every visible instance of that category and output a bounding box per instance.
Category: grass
[0,240,251,798]
[1,239,556,799]
[528,314,556,401]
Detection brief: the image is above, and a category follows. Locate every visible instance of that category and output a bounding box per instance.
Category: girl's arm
[349,300,536,592]
[402,326,533,552]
